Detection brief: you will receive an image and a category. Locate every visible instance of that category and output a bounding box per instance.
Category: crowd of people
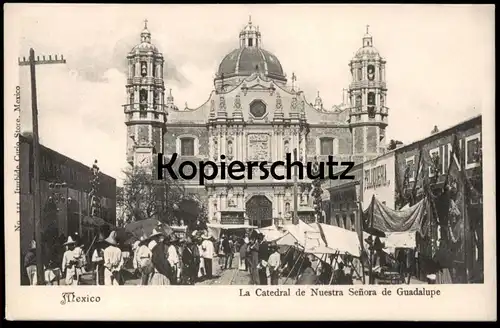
[23,224,360,286]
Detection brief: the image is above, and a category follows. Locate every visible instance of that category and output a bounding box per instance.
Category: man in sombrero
[102,231,123,286]
[133,233,153,285]
[61,236,81,285]
[145,228,171,285]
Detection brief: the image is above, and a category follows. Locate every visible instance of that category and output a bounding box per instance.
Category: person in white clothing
[166,235,180,284]
[103,231,123,286]
[135,236,153,285]
[91,238,106,285]
[201,234,214,279]
[61,236,81,286]
[131,240,140,272]
[267,242,282,285]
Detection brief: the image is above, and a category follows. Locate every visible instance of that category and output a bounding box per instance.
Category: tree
[121,165,184,225]
[121,164,207,228]
[387,139,404,151]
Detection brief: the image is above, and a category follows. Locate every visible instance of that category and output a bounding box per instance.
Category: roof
[131,42,159,54]
[217,47,286,81]
[354,45,381,59]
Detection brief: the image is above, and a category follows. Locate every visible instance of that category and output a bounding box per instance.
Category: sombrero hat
[104,231,118,246]
[63,236,77,246]
[144,228,165,243]
[138,233,149,245]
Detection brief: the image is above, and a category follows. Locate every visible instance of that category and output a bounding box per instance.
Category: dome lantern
[362,25,373,48]
[239,15,262,48]
[353,24,381,60]
[130,19,160,54]
[141,19,152,43]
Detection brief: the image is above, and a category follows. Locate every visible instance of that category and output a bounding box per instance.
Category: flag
[443,134,466,275]
[411,146,424,205]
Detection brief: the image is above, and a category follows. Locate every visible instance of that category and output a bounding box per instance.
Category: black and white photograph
[4,3,496,321]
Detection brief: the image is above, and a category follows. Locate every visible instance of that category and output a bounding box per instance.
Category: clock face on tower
[136,153,152,167]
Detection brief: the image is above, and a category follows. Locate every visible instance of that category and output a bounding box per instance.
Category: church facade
[124,19,389,227]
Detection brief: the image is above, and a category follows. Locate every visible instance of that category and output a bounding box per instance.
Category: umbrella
[364,226,386,238]
[124,219,174,240]
[114,228,134,245]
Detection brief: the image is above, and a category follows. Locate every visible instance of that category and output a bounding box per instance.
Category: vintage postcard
[4,3,496,321]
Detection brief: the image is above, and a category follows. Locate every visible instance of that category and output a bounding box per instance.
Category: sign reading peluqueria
[362,151,396,210]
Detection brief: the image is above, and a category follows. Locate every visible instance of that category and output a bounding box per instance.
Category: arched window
[180,137,195,156]
[141,61,147,77]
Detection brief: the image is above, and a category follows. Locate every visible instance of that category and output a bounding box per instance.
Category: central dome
[215,17,287,85]
[217,47,285,81]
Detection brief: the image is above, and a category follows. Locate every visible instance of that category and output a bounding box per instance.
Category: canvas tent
[275,221,362,258]
[276,221,365,284]
[257,225,285,242]
[206,223,257,240]
[278,220,318,247]
[316,223,362,257]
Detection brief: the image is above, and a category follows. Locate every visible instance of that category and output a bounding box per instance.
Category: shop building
[19,134,117,255]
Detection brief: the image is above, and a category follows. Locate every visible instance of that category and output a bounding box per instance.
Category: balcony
[348,80,387,90]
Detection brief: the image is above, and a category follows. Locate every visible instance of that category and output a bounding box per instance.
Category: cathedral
[124,18,389,227]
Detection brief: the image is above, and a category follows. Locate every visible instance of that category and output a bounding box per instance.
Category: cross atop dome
[141,19,151,43]
[363,24,373,47]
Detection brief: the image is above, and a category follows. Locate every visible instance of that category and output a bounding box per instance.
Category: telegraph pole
[19,49,66,285]
[293,148,299,225]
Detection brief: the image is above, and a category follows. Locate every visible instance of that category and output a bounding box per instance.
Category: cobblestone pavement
[119,254,426,286]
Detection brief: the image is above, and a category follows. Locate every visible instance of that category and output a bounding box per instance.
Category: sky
[13,4,495,186]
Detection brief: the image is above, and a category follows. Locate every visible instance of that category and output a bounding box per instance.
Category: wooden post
[19,49,66,285]
[292,148,299,225]
[368,195,375,285]
[459,148,470,283]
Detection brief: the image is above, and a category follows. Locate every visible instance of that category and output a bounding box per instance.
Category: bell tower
[348,26,389,163]
[124,20,166,169]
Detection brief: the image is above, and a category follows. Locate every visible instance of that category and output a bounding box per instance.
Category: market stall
[274,221,365,285]
[362,195,427,284]
[206,223,258,240]
[257,225,285,242]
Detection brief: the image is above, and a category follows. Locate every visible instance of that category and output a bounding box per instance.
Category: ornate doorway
[246,195,273,228]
